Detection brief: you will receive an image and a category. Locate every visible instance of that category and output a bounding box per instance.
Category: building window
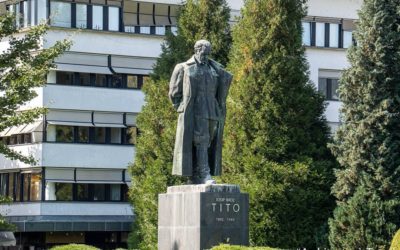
[140,26,151,34]
[55,183,73,201]
[315,22,325,47]
[108,6,120,31]
[30,173,41,201]
[56,71,74,85]
[95,74,107,87]
[343,31,353,48]
[329,23,340,48]
[56,126,74,142]
[76,4,87,29]
[95,127,106,144]
[319,78,339,101]
[127,75,138,89]
[93,184,105,201]
[77,183,89,201]
[110,184,121,201]
[77,127,89,143]
[110,75,123,88]
[124,127,137,145]
[50,2,72,28]
[92,5,103,30]
[79,73,91,86]
[110,128,121,144]
[0,174,7,197]
[23,174,30,201]
[8,173,14,199]
[37,0,47,23]
[15,173,21,201]
[302,22,311,46]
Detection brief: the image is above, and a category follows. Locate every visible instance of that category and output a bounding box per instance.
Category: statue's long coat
[169,56,233,176]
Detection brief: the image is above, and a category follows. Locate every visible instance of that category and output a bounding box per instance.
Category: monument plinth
[158,184,249,250]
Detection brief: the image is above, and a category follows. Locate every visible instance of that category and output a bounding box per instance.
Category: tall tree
[329,0,400,248]
[128,1,231,249]
[222,0,336,248]
[0,14,70,164]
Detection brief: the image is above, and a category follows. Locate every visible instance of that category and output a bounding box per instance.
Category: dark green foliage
[222,0,335,248]
[0,14,70,164]
[128,1,231,249]
[328,0,400,248]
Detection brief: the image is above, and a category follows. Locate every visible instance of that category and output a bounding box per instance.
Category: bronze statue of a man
[169,40,233,184]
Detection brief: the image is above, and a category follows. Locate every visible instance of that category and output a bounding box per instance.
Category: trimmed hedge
[51,244,99,250]
[391,230,400,250]
[212,245,278,250]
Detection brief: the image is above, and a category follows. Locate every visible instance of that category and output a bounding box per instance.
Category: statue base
[158,184,249,250]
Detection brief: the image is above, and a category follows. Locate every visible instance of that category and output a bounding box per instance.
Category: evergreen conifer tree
[128,1,231,249]
[0,14,70,163]
[222,0,336,248]
[329,0,400,248]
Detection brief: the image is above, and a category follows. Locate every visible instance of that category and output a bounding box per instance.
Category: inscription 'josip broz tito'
[169,40,233,184]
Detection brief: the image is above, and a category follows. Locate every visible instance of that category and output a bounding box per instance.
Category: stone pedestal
[158,184,249,250]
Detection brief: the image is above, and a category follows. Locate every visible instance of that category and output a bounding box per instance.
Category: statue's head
[194,40,211,64]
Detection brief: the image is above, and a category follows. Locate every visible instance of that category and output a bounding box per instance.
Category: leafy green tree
[222,0,336,248]
[128,1,231,249]
[0,14,70,164]
[328,0,400,248]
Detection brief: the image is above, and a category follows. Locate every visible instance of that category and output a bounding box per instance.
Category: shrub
[391,230,400,250]
[50,244,99,250]
[212,244,278,250]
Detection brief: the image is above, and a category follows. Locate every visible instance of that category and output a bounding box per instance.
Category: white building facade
[0,0,361,248]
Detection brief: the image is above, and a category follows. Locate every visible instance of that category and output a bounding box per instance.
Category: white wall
[42,84,144,113]
[307,0,362,19]
[43,29,165,58]
[0,144,43,170]
[0,202,133,216]
[41,143,135,169]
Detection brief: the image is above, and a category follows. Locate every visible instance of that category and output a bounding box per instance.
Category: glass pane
[343,31,353,49]
[77,183,89,201]
[1,174,7,196]
[316,22,325,47]
[76,4,87,29]
[111,75,122,88]
[126,127,137,145]
[95,74,107,87]
[331,79,339,100]
[108,7,119,31]
[142,76,149,87]
[50,2,71,28]
[56,126,74,142]
[127,75,138,89]
[24,133,32,144]
[79,73,91,86]
[140,26,150,34]
[78,127,89,143]
[110,184,121,201]
[92,5,103,30]
[15,4,20,27]
[9,136,16,145]
[30,0,36,25]
[37,0,47,23]
[8,173,13,199]
[23,1,29,27]
[95,127,106,144]
[15,173,21,201]
[302,22,311,46]
[318,78,328,98]
[93,184,105,201]
[111,128,121,144]
[55,183,73,201]
[23,174,29,201]
[155,26,165,35]
[56,72,73,85]
[30,173,42,201]
[16,134,23,144]
[329,23,339,48]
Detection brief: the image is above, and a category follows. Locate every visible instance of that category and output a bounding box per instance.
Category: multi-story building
[0,0,362,248]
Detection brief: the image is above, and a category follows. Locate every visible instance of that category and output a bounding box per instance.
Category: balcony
[0,143,135,170]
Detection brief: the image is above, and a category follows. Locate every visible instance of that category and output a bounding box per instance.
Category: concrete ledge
[167,184,241,194]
